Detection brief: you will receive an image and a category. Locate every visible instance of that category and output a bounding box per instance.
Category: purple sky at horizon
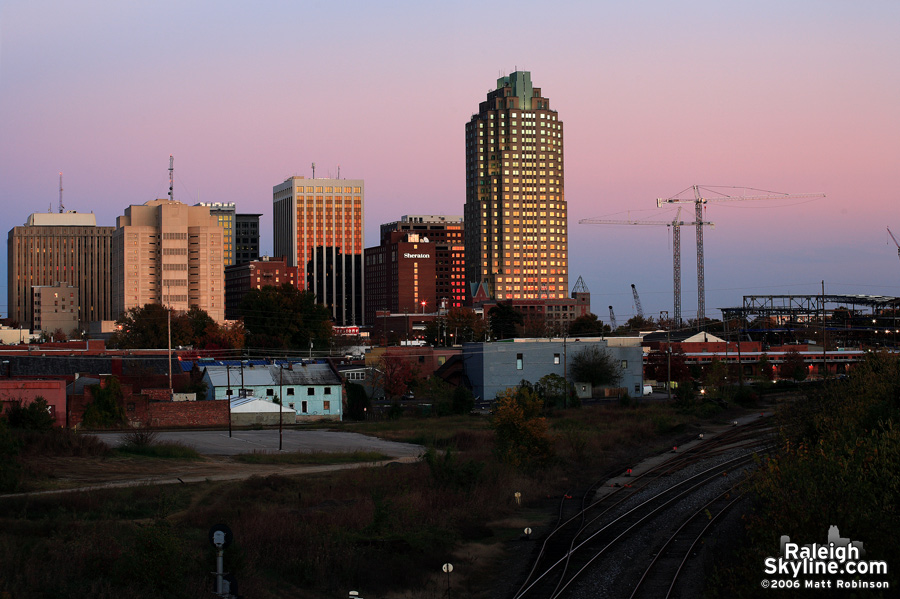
[2,1,899,324]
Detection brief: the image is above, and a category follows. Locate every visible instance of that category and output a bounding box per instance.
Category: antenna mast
[168,155,174,202]
[58,172,64,213]
[311,162,316,179]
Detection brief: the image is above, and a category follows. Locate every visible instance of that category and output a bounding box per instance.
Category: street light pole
[226,364,232,437]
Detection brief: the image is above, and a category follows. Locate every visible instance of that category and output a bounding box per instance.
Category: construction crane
[657,185,825,324]
[631,284,644,319]
[579,207,712,326]
[888,227,900,263]
[608,306,617,330]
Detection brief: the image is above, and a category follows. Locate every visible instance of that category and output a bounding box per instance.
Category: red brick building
[365,232,437,325]
[224,256,301,320]
[380,215,466,309]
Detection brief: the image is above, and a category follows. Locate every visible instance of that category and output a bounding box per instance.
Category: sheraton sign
[403,253,431,259]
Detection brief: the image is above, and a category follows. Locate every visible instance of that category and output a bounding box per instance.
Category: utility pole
[661,311,671,401]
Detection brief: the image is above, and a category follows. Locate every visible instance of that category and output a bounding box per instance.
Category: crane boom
[608,306,617,330]
[888,227,900,262]
[631,284,644,319]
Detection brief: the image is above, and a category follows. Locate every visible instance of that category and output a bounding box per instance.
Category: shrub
[4,397,55,431]
[423,446,483,490]
[121,427,159,448]
[82,378,126,428]
[491,387,554,469]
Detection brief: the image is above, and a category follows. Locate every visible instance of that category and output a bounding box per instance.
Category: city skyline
[2,1,899,324]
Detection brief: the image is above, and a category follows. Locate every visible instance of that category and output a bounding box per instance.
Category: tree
[491,386,554,469]
[567,313,610,337]
[110,303,175,349]
[445,307,488,343]
[781,347,809,381]
[702,357,728,399]
[645,347,691,385]
[239,284,333,350]
[374,351,418,400]
[535,373,572,409]
[624,315,656,331]
[488,302,524,340]
[757,353,775,381]
[570,345,621,387]
[82,377,126,428]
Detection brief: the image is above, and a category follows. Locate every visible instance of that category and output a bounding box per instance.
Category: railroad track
[512,416,772,599]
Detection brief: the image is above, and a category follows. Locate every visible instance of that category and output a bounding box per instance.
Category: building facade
[7,212,114,329]
[364,231,437,325]
[234,213,261,265]
[196,202,235,266]
[224,256,301,320]
[273,176,364,325]
[380,215,466,308]
[112,199,225,322]
[31,282,79,336]
[464,71,567,301]
[462,339,643,401]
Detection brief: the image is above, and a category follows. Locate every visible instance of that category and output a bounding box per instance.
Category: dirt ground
[11,453,418,497]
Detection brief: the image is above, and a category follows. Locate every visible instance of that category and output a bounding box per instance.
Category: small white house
[229,396,295,426]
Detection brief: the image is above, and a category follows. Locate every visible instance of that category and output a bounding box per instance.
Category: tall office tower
[273,176,364,325]
[7,212,114,329]
[196,202,235,266]
[112,199,224,322]
[379,215,466,309]
[234,213,261,265]
[464,71,567,300]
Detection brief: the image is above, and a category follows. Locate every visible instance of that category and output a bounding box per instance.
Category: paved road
[90,429,424,458]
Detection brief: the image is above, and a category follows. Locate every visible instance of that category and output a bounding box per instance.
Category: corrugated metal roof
[205,363,340,387]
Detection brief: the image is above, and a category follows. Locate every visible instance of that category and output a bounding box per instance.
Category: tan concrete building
[32,282,79,336]
[273,176,364,325]
[112,199,224,322]
[7,211,114,329]
[464,71,568,301]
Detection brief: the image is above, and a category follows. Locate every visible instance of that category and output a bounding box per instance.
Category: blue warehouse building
[462,338,643,401]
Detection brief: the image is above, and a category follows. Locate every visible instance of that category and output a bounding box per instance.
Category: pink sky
[2,0,899,323]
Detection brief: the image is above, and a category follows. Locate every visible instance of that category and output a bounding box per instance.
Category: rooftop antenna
[337,164,340,179]
[168,155,174,202]
[58,172,64,213]
[311,162,315,179]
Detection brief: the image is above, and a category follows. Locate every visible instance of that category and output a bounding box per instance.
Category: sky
[2,0,899,324]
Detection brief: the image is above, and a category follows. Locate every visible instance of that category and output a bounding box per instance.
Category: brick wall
[70,378,228,429]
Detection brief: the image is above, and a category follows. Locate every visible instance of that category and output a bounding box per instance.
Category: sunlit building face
[465,71,567,301]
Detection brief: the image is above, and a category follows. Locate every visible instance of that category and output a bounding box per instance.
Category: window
[621,360,628,369]
[288,403,295,410]
[554,353,560,365]
[307,388,314,396]
[287,388,295,395]
[324,387,331,395]
[323,401,331,411]
[226,388,233,396]
[516,353,524,370]
[301,401,308,413]
[266,388,274,396]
